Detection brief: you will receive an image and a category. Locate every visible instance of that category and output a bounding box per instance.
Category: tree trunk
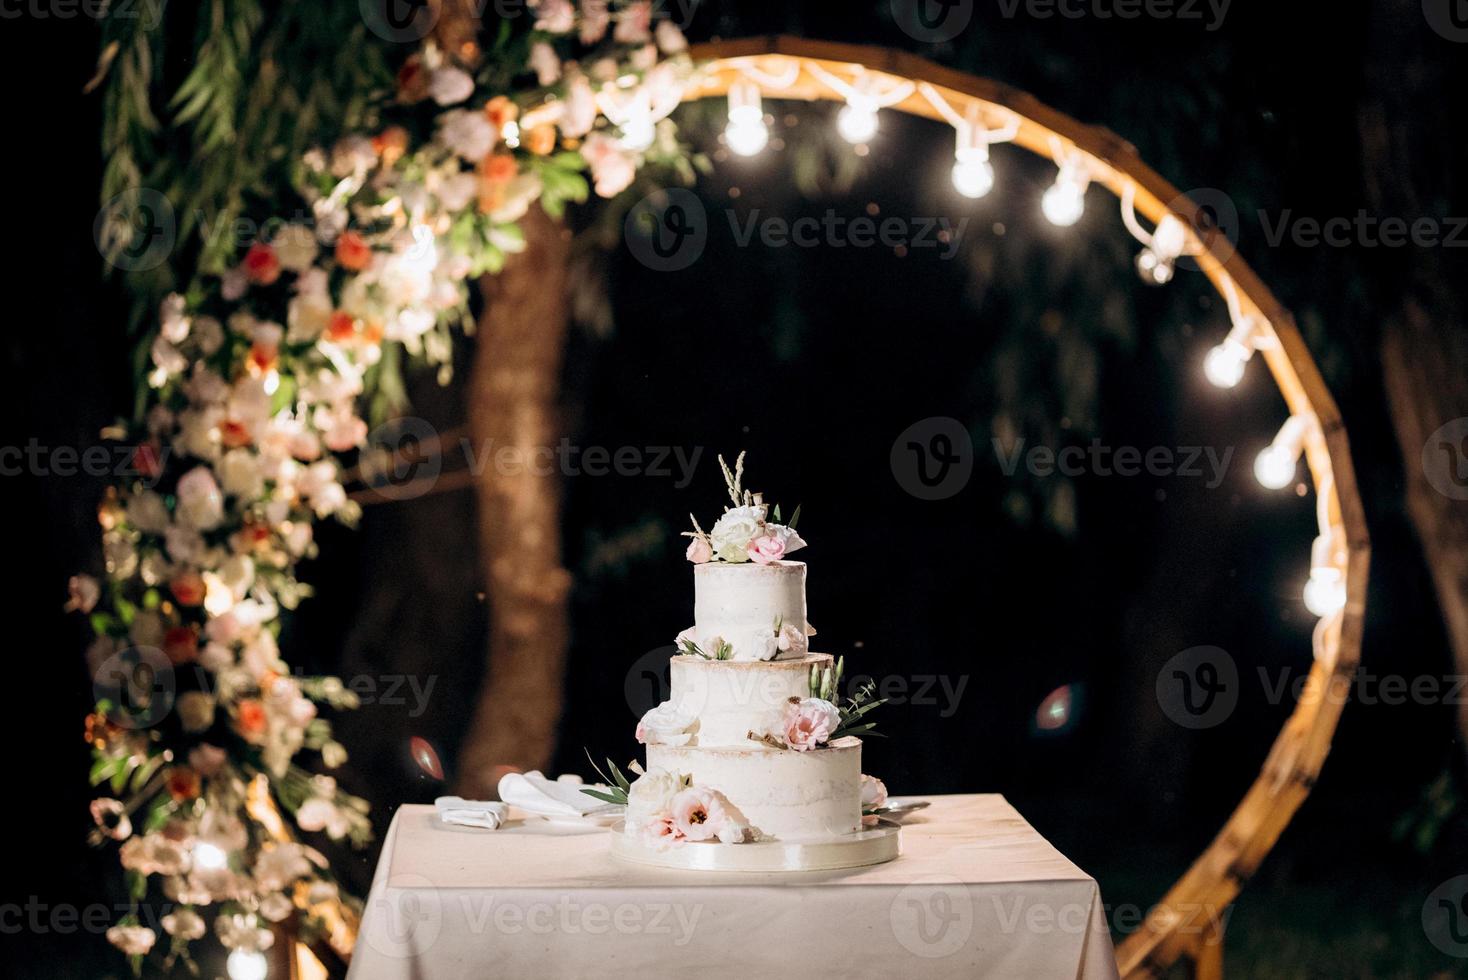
[1363,0,1468,753]
[455,207,575,799]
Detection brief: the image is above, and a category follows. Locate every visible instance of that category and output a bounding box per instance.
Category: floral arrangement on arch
[75,3,696,971]
[683,452,807,565]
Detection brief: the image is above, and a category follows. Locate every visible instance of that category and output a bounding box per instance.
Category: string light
[1204,314,1265,388]
[226,950,268,980]
[1303,532,1347,617]
[805,64,914,146]
[724,80,769,157]
[1042,156,1090,226]
[951,107,996,199]
[1255,414,1313,489]
[837,96,880,144]
[1135,215,1188,284]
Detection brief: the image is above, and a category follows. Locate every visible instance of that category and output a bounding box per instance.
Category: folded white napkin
[435,796,509,830]
[496,771,619,818]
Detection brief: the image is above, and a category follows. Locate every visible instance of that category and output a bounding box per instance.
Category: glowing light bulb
[952,149,994,199]
[1303,567,1347,617]
[1254,445,1298,490]
[1042,167,1088,226]
[724,81,769,157]
[1254,414,1312,489]
[1135,214,1188,285]
[227,949,268,980]
[1204,315,1264,389]
[1303,533,1347,616]
[193,842,228,871]
[1204,343,1248,388]
[837,100,879,144]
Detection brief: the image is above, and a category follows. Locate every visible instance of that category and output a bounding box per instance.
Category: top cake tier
[686,560,812,662]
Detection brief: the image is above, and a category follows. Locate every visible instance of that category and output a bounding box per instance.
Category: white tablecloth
[349,794,1119,979]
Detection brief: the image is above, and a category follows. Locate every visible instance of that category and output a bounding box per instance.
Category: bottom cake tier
[646,735,862,840]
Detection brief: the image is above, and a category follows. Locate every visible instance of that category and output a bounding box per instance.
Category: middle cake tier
[669,652,833,747]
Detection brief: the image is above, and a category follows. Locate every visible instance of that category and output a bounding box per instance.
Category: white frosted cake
[594,454,894,868]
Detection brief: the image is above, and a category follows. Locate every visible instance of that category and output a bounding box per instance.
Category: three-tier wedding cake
[591,454,897,871]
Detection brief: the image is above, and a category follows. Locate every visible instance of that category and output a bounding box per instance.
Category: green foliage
[581,754,633,806]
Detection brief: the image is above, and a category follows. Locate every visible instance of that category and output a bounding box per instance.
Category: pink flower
[669,787,750,843]
[685,537,712,564]
[746,534,786,565]
[860,774,888,826]
[782,697,841,751]
[581,133,636,198]
[65,574,99,613]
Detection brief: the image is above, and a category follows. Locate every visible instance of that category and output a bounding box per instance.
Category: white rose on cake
[708,505,767,563]
[636,701,697,745]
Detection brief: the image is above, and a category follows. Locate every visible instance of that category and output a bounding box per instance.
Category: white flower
[162,907,206,940]
[296,797,352,838]
[330,135,376,178]
[287,290,332,343]
[175,467,225,531]
[107,924,157,956]
[860,774,888,809]
[764,522,807,557]
[487,173,544,223]
[429,66,475,106]
[437,109,497,161]
[560,73,597,138]
[528,41,561,85]
[165,525,206,564]
[625,767,688,825]
[66,574,100,613]
[435,171,479,212]
[636,701,697,746]
[103,532,138,578]
[259,891,295,922]
[656,18,688,53]
[272,223,319,271]
[150,336,186,378]
[125,490,170,534]
[193,315,224,355]
[531,0,574,32]
[218,448,264,500]
[219,554,256,601]
[253,843,313,891]
[708,504,766,562]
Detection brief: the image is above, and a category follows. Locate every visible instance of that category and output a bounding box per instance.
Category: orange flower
[163,626,199,665]
[166,767,201,802]
[335,231,373,271]
[373,126,409,167]
[219,419,252,449]
[361,319,384,346]
[477,181,506,215]
[484,96,519,129]
[326,311,358,343]
[236,698,268,743]
[480,153,517,184]
[242,243,281,286]
[248,341,278,375]
[169,571,206,607]
[524,124,557,156]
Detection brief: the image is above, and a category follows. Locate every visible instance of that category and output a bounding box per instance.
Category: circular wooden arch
[683,36,1370,979]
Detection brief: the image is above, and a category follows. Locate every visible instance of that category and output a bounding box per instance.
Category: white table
[349,794,1119,979]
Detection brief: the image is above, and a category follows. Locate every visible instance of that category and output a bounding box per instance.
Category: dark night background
[8,0,1468,976]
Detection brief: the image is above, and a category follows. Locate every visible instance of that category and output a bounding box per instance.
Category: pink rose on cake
[636,701,697,746]
[747,524,807,565]
[685,536,712,564]
[670,787,753,843]
[782,697,842,751]
[776,621,808,657]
